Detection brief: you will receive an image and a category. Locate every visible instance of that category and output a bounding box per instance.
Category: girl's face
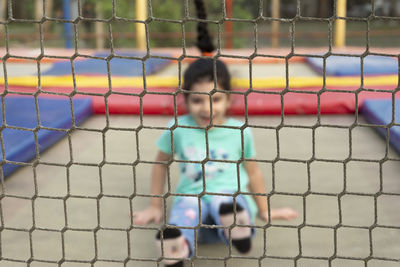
[186,80,231,127]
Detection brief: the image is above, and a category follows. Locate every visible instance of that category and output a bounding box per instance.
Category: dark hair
[183,58,231,93]
[194,0,215,53]
[183,0,231,95]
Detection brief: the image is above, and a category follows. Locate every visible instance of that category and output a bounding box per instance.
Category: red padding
[6,85,399,115]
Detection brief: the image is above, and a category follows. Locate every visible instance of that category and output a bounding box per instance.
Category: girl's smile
[186,80,231,127]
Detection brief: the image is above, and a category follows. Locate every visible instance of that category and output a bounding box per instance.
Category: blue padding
[306,55,398,76]
[361,99,400,154]
[1,97,93,177]
[43,52,171,76]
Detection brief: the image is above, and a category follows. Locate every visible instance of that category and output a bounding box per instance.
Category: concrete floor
[1,114,400,267]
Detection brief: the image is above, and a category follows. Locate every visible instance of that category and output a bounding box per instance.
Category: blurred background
[1,0,399,51]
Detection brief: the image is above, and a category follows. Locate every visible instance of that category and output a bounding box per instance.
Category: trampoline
[42,52,172,77]
[0,97,93,177]
[306,55,399,76]
[362,99,400,154]
[2,71,398,115]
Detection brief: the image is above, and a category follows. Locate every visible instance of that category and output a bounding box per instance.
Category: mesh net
[1,0,400,266]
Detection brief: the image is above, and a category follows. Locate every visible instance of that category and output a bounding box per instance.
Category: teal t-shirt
[157,114,258,219]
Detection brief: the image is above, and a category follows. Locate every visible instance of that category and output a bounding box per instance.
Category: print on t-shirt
[181,145,229,182]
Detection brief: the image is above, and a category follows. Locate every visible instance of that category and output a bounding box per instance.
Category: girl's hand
[133,206,163,225]
[259,207,299,222]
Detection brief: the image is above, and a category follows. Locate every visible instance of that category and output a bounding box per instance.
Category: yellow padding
[1,75,398,89]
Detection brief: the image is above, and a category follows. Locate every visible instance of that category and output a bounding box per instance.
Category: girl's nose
[201,99,211,113]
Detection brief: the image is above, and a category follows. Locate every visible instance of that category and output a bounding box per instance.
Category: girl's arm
[245,161,298,222]
[133,150,172,225]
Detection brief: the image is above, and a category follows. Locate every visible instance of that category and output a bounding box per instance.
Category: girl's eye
[190,97,203,104]
[212,96,222,103]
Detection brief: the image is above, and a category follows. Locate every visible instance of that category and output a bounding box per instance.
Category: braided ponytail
[182,0,231,96]
[193,0,215,54]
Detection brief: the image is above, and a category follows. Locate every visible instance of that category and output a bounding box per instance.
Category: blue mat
[1,97,93,177]
[306,55,398,76]
[43,52,171,76]
[361,99,400,154]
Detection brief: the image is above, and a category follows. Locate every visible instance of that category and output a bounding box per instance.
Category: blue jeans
[168,193,255,256]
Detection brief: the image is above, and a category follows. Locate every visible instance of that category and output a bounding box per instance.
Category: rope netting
[0,0,400,266]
